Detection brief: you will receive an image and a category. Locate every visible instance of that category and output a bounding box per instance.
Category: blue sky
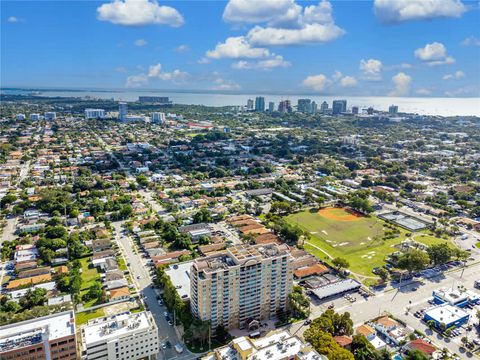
[1,0,479,97]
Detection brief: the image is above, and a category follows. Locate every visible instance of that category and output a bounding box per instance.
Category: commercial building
[30,113,41,121]
[297,99,312,113]
[44,112,57,120]
[255,97,265,112]
[201,330,326,360]
[432,287,480,308]
[85,109,106,119]
[311,101,318,114]
[81,311,159,360]
[138,96,170,104]
[388,105,398,115]
[320,101,329,114]
[190,243,294,330]
[423,304,470,330]
[268,101,275,112]
[151,112,166,123]
[16,114,25,120]
[332,100,347,115]
[0,310,77,360]
[278,100,292,113]
[118,102,128,121]
[351,106,359,115]
[246,99,254,110]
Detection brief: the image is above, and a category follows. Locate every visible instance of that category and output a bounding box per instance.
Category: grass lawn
[117,256,127,271]
[287,208,453,277]
[79,257,102,308]
[476,242,480,249]
[75,308,105,326]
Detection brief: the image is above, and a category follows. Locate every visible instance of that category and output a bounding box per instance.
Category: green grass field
[75,308,105,326]
[79,257,102,308]
[286,208,453,277]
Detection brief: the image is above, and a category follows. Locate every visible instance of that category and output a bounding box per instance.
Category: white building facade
[81,311,159,360]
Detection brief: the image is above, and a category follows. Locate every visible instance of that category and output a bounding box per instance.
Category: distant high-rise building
[0,311,77,360]
[268,101,275,112]
[44,112,56,120]
[311,101,318,114]
[151,112,166,123]
[297,98,312,113]
[190,243,294,330]
[118,102,128,121]
[278,100,292,113]
[81,311,159,360]
[389,105,398,115]
[138,96,170,104]
[85,108,105,119]
[30,113,40,121]
[246,99,254,110]
[332,100,347,115]
[367,107,374,115]
[351,106,359,115]
[255,96,265,112]
[320,101,329,114]
[16,114,25,121]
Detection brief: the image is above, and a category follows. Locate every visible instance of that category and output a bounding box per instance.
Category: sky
[1,0,480,97]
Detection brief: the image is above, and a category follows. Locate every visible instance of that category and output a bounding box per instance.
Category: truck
[475,280,480,290]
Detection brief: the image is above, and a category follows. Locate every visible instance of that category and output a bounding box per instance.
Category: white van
[174,344,184,353]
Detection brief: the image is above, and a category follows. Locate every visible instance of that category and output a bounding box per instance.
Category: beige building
[201,330,326,360]
[190,243,294,330]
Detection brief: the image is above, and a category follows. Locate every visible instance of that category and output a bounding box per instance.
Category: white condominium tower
[190,243,294,330]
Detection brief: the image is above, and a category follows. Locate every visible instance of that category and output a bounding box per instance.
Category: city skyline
[1,0,480,98]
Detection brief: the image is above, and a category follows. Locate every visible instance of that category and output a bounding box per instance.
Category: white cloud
[414,42,455,66]
[126,63,189,87]
[442,70,465,80]
[211,78,241,91]
[340,76,357,87]
[7,16,19,23]
[360,59,383,81]
[389,72,412,96]
[416,88,432,95]
[134,39,147,47]
[197,57,211,64]
[332,71,343,81]
[126,74,148,88]
[246,19,345,47]
[302,74,330,91]
[115,66,128,73]
[232,55,291,70]
[206,36,271,59]
[223,0,302,28]
[222,0,344,46]
[374,0,467,23]
[97,0,184,27]
[461,36,480,47]
[174,44,190,52]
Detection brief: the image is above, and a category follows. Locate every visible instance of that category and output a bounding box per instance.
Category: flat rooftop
[425,304,470,323]
[0,311,75,353]
[164,261,192,300]
[82,311,153,346]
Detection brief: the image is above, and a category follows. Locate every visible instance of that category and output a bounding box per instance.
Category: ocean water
[2,88,479,117]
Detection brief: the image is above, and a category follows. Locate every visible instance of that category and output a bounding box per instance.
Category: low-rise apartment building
[80,311,159,360]
[0,310,77,360]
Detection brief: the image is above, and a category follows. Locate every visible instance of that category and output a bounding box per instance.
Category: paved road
[112,221,197,360]
[287,262,480,359]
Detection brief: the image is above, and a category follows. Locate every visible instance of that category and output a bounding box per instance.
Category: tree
[377,268,390,282]
[332,257,350,272]
[397,249,430,274]
[19,288,47,308]
[308,309,353,337]
[83,281,104,303]
[304,328,354,360]
[193,208,213,224]
[404,350,429,360]
[351,334,376,360]
[427,243,452,266]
